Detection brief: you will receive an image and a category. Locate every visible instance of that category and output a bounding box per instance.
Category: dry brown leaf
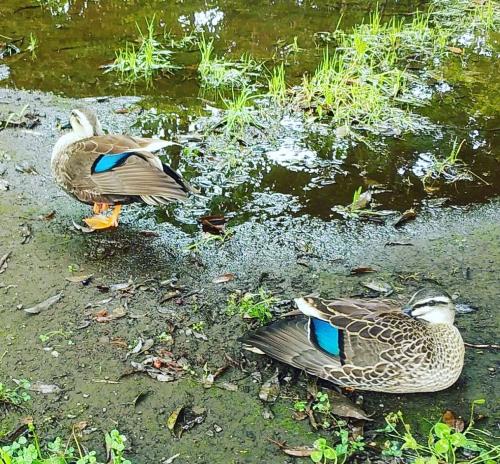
[447,46,463,54]
[65,274,93,284]
[213,273,235,284]
[198,215,226,235]
[350,266,376,275]
[282,446,314,457]
[442,409,465,433]
[328,390,372,421]
[94,306,126,323]
[394,208,417,228]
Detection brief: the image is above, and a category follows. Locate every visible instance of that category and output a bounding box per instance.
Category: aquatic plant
[267,63,287,104]
[35,0,69,15]
[218,87,260,136]
[295,1,499,141]
[382,400,499,464]
[226,288,276,324]
[198,35,262,89]
[421,139,470,186]
[26,33,38,59]
[106,16,178,83]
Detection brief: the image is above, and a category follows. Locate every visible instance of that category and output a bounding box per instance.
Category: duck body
[242,293,465,393]
[52,108,192,229]
[52,134,189,206]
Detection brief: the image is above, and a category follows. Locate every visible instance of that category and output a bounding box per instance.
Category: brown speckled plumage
[51,108,192,210]
[242,295,465,393]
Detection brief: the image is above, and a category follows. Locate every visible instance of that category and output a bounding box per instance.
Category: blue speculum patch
[92,153,130,173]
[311,318,340,356]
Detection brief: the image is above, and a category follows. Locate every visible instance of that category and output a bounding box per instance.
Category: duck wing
[67,135,191,204]
[297,297,427,369]
[241,317,341,379]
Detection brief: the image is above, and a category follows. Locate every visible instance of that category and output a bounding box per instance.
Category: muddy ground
[0,89,499,463]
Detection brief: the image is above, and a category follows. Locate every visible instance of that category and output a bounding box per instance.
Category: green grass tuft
[106,16,178,83]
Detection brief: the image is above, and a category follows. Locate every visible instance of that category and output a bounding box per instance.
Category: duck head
[65,107,104,137]
[404,289,455,325]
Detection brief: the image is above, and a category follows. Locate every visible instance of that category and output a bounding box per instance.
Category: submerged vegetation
[421,139,470,186]
[198,35,262,90]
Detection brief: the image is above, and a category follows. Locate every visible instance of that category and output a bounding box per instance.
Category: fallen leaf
[328,390,372,421]
[127,339,143,358]
[109,280,133,293]
[198,215,226,235]
[259,370,280,403]
[38,211,56,221]
[282,446,314,457]
[393,208,417,228]
[447,46,463,54]
[29,382,62,394]
[362,280,393,296]
[163,454,180,464]
[167,406,184,434]
[0,251,11,274]
[442,410,465,433]
[65,274,93,285]
[351,190,371,210]
[24,293,63,314]
[131,355,185,382]
[213,273,235,284]
[218,382,238,392]
[350,266,376,275]
[72,221,95,233]
[94,306,126,323]
[73,421,88,434]
[160,290,181,303]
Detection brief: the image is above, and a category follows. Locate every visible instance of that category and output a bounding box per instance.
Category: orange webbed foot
[84,205,122,230]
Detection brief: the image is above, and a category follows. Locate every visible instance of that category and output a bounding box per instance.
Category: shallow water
[1,0,499,223]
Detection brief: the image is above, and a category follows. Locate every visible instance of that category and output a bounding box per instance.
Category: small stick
[464,342,500,350]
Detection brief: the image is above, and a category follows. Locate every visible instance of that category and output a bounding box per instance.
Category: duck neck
[51,131,86,167]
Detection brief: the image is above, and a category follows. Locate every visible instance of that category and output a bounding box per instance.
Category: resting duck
[242,289,465,393]
[51,107,192,230]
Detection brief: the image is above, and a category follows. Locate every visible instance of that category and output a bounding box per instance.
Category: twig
[464,342,500,350]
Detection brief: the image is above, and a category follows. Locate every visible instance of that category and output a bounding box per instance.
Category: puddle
[1,0,499,225]
[1,1,499,462]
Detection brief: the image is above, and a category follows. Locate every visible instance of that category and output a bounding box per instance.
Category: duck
[51,107,193,230]
[242,289,465,393]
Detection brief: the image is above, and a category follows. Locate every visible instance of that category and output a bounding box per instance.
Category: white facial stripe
[413,296,450,307]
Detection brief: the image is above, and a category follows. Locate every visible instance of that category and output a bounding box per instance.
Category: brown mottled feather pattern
[53,135,190,206]
[242,297,465,393]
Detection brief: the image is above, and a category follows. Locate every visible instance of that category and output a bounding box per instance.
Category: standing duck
[51,107,192,230]
[242,289,465,393]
